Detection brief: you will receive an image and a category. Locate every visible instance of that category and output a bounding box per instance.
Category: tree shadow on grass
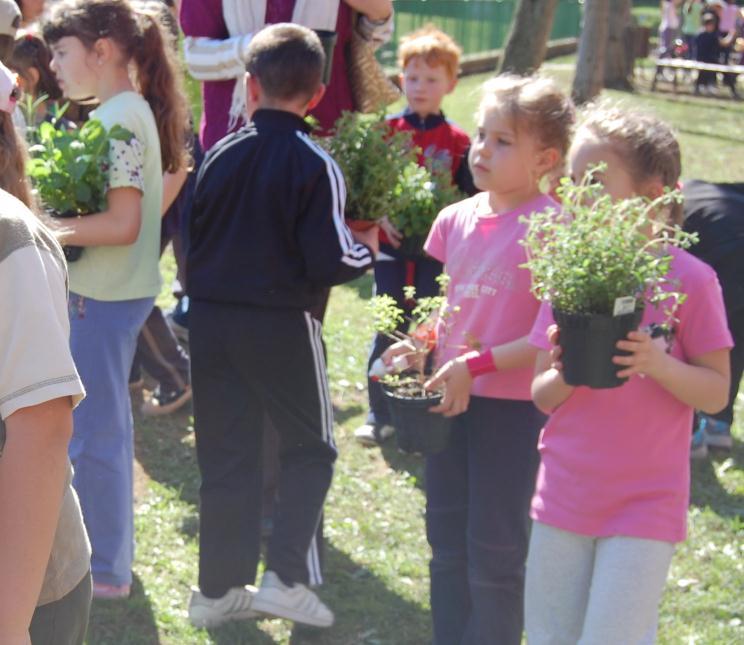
[689,439,744,519]
[676,126,744,145]
[207,617,277,644]
[85,575,160,645]
[134,409,200,507]
[206,544,430,645]
[636,83,744,113]
[333,402,365,426]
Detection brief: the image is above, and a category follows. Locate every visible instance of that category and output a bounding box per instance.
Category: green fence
[378,0,583,67]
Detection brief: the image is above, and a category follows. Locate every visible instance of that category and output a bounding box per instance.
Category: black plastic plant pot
[49,210,84,262]
[382,387,452,455]
[314,30,337,85]
[553,307,644,389]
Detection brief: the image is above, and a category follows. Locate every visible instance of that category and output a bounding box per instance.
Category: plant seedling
[520,166,698,388]
[321,110,418,223]
[27,118,135,216]
[390,156,465,254]
[369,274,459,397]
[520,166,697,328]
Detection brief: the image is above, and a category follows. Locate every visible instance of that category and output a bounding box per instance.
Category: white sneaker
[252,570,334,627]
[353,423,395,447]
[188,585,258,628]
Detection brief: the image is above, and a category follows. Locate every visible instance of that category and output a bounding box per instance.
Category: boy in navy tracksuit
[186,24,377,629]
[355,26,476,446]
[683,180,744,456]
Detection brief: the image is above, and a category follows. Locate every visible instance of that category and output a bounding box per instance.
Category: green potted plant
[521,169,696,389]
[369,275,459,454]
[27,117,134,262]
[322,110,418,231]
[390,157,465,258]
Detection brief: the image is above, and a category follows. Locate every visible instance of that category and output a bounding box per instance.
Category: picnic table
[651,58,744,92]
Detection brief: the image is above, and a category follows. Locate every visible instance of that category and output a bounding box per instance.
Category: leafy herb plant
[27,118,134,215]
[322,111,418,222]
[369,274,459,397]
[390,157,465,253]
[520,168,697,323]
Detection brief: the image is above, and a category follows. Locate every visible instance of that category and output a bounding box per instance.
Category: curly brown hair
[42,0,188,173]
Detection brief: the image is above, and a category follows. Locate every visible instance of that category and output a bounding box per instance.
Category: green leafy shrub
[322,111,418,221]
[27,118,134,215]
[520,168,697,321]
[390,158,465,252]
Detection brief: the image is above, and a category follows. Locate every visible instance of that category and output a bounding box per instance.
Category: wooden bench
[651,58,744,92]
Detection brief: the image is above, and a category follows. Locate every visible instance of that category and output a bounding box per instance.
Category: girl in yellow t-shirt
[42,0,188,600]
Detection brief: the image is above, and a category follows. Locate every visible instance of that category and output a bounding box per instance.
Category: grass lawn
[86,63,744,644]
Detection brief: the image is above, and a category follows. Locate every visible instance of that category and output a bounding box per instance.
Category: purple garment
[265,0,295,23]
[180,0,354,150]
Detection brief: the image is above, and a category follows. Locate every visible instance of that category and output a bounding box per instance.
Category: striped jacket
[187,108,374,309]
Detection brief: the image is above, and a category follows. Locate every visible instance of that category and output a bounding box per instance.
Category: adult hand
[379,216,402,249]
[613,330,672,380]
[425,353,475,417]
[351,223,380,256]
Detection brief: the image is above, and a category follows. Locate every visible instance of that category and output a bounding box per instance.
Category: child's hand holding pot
[613,330,672,381]
[532,325,576,414]
[425,352,476,417]
[380,339,426,373]
[351,223,380,256]
[547,325,564,373]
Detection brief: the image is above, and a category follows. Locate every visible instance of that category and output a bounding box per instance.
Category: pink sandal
[92,582,131,600]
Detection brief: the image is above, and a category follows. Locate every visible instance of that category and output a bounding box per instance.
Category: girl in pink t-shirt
[525,107,732,645]
[386,75,575,645]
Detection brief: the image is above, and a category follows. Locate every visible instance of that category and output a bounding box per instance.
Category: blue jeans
[366,249,442,424]
[68,294,154,586]
[426,396,545,645]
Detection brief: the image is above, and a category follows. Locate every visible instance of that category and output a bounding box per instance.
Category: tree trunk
[603,0,635,90]
[572,0,611,104]
[498,0,559,75]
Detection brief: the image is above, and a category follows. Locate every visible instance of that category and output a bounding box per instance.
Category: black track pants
[190,301,337,597]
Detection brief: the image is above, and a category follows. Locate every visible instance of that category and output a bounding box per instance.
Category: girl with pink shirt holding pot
[385,74,575,645]
[525,107,732,644]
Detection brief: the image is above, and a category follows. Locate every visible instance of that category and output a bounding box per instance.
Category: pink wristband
[465,350,497,377]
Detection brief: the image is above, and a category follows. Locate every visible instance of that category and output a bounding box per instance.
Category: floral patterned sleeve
[106,136,145,193]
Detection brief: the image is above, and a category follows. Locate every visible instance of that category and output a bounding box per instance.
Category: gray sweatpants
[525,522,675,645]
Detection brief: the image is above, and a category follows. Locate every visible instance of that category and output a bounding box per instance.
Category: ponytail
[133,12,189,173]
